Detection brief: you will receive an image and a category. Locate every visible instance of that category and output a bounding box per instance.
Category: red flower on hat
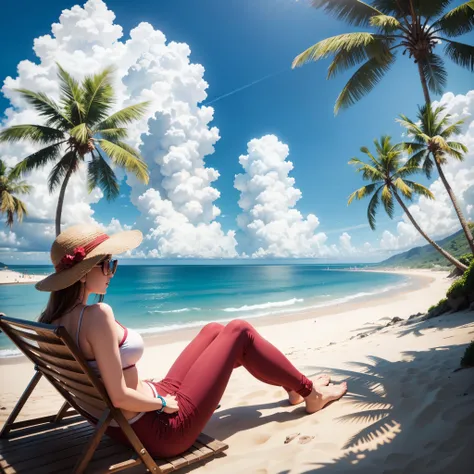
[58,246,86,270]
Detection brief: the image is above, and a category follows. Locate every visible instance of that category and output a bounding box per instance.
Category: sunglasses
[95,259,118,276]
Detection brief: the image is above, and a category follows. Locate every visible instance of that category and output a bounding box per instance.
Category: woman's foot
[304,382,347,414]
[287,374,331,405]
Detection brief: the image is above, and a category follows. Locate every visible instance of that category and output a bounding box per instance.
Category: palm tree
[292,0,474,113]
[398,103,474,255]
[0,64,150,236]
[0,159,31,228]
[348,135,467,271]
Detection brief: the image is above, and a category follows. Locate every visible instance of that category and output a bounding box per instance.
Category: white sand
[1,269,473,473]
[0,269,44,285]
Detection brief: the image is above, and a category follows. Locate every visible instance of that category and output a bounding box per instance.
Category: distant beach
[0,269,44,285]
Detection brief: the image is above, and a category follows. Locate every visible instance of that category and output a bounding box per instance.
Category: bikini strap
[76,305,88,347]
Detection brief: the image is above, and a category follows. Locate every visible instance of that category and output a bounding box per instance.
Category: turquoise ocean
[0,264,410,358]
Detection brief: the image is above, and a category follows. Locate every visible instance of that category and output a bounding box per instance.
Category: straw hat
[35,224,143,292]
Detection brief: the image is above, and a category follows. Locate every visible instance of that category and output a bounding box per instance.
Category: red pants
[105,320,313,457]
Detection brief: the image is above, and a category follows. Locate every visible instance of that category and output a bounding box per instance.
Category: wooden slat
[40,365,100,399]
[192,440,214,457]
[35,359,92,384]
[196,432,228,453]
[6,328,62,345]
[30,350,85,374]
[0,421,90,453]
[19,339,76,362]
[0,317,59,337]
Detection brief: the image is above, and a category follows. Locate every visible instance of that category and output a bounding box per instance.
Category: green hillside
[0,262,6,268]
[378,224,474,269]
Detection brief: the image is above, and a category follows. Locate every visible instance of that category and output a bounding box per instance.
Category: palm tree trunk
[417,62,431,105]
[55,165,74,236]
[433,158,474,255]
[392,189,468,272]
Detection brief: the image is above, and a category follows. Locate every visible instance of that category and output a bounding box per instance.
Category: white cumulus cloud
[0,0,237,259]
[234,135,333,258]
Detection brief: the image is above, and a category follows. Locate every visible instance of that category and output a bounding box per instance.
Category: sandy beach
[1,269,473,473]
[0,269,44,285]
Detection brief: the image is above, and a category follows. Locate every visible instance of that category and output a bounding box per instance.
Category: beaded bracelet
[156,394,166,414]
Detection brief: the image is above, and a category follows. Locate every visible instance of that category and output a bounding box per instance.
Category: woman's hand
[162,395,179,414]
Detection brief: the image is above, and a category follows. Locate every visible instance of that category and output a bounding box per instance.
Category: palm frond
[399,141,425,154]
[13,89,71,129]
[13,197,28,223]
[443,39,474,72]
[381,184,396,216]
[93,128,128,140]
[419,53,447,95]
[445,141,467,160]
[82,67,115,126]
[311,0,382,27]
[335,53,396,113]
[434,1,474,37]
[367,186,382,230]
[7,180,32,195]
[98,139,149,184]
[360,146,382,167]
[95,102,149,130]
[293,33,393,73]
[87,151,120,200]
[391,177,412,199]
[0,190,15,213]
[10,141,67,178]
[397,115,424,137]
[414,0,452,18]
[369,14,401,32]
[56,63,84,124]
[404,150,430,176]
[48,151,79,193]
[404,180,435,199]
[349,158,384,180]
[372,0,410,15]
[347,182,378,205]
[440,120,464,138]
[0,125,65,144]
[69,123,90,145]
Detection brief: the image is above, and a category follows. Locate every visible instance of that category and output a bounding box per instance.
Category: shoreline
[0,268,448,365]
[0,269,44,285]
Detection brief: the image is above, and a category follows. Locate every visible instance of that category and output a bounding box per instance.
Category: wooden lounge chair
[0,314,228,474]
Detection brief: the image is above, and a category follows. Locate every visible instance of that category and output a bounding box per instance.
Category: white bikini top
[76,305,144,375]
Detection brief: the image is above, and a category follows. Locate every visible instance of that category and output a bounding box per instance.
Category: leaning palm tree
[348,135,467,271]
[398,103,474,255]
[0,159,31,228]
[293,0,474,113]
[0,64,149,235]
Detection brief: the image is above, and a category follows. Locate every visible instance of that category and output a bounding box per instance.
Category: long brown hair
[38,261,107,324]
[39,281,84,324]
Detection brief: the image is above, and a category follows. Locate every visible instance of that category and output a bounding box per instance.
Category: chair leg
[0,370,42,437]
[114,409,161,473]
[53,400,72,423]
[72,409,113,474]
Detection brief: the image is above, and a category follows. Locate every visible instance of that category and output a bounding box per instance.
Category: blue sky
[0,0,473,263]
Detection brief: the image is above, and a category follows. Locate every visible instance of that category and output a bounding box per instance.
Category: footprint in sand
[284,432,300,444]
[253,433,271,445]
[298,435,315,444]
